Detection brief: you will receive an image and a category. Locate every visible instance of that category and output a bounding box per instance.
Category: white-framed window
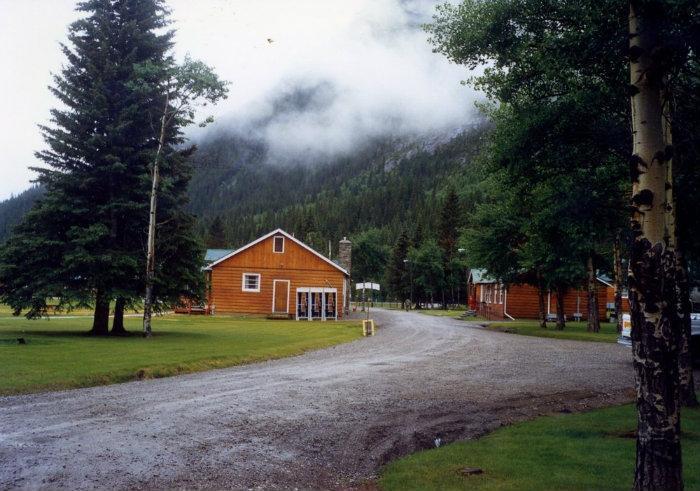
[273,235,285,253]
[242,273,261,292]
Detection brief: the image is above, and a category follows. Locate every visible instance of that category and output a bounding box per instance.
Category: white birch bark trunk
[628,3,683,489]
[142,92,170,337]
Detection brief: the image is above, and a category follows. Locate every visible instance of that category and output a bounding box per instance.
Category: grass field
[0,312,361,396]
[417,309,486,321]
[417,309,465,318]
[487,320,619,343]
[380,404,700,491]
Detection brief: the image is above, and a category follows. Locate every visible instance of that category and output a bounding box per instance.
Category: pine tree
[386,231,410,301]
[438,188,460,305]
[0,0,208,338]
[408,240,445,308]
[0,0,149,331]
[105,0,174,334]
[207,215,228,248]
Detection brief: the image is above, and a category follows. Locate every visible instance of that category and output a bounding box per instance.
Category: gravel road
[1,309,637,490]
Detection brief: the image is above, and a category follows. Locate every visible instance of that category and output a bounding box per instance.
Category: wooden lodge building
[204,229,351,320]
[467,269,630,321]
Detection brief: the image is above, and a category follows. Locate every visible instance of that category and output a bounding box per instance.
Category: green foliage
[439,188,465,305]
[380,404,700,490]
[352,229,390,283]
[408,239,445,305]
[386,231,412,301]
[130,54,229,132]
[206,215,228,248]
[427,0,629,110]
[186,125,489,253]
[674,58,700,282]
[488,320,620,343]
[0,187,44,243]
[0,0,206,321]
[429,1,630,293]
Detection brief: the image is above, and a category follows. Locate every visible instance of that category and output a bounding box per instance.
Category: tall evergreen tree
[0,0,209,338]
[438,188,460,305]
[386,230,411,301]
[0,0,162,331]
[408,240,445,308]
[207,215,228,248]
[351,229,389,283]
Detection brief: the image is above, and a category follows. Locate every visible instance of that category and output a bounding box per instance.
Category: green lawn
[380,404,700,491]
[418,309,466,318]
[418,309,486,321]
[0,313,361,396]
[487,320,619,343]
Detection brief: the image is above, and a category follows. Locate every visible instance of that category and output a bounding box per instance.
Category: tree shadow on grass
[0,329,209,342]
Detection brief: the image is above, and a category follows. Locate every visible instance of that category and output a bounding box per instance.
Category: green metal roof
[205,249,234,263]
[469,269,497,284]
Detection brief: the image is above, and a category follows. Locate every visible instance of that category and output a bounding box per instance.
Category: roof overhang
[204,228,349,276]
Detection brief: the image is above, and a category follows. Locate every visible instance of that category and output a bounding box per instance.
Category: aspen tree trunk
[111,296,127,335]
[629,4,683,489]
[90,288,110,336]
[586,255,601,333]
[555,284,566,330]
[614,234,624,333]
[142,93,170,338]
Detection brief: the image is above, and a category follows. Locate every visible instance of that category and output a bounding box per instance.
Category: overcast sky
[0,0,479,200]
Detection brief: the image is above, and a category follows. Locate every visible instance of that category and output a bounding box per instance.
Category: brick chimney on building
[338,237,352,314]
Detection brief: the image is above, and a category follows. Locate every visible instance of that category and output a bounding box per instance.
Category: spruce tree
[438,188,460,305]
[0,0,206,337]
[386,231,411,301]
[0,0,140,331]
[207,216,228,248]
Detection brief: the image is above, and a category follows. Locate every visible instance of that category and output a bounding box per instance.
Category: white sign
[355,282,380,291]
[621,313,631,338]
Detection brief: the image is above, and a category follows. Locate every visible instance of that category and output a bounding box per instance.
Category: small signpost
[362,319,375,336]
[356,282,380,335]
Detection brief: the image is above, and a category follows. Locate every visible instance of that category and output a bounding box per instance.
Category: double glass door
[296,289,337,320]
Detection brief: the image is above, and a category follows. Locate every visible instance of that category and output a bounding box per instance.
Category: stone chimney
[338,237,352,314]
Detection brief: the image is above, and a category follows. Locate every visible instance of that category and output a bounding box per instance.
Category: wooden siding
[473,281,627,321]
[605,288,631,313]
[551,287,609,321]
[209,234,347,317]
[505,284,543,319]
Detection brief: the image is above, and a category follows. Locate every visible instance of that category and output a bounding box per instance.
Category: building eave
[205,228,349,276]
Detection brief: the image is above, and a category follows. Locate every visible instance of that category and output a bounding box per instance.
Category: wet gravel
[0,309,637,490]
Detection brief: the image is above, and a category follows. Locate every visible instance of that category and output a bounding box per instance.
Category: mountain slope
[0,123,489,250]
[188,122,489,251]
[0,186,44,242]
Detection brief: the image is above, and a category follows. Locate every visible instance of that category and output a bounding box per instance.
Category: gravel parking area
[0,309,636,489]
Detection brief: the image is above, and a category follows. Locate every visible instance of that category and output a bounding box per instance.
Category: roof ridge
[205,228,349,276]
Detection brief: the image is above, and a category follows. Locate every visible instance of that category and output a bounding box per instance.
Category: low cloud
[176,0,481,163]
[0,0,481,199]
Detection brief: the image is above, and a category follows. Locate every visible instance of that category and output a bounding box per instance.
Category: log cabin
[467,269,630,321]
[204,229,350,320]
